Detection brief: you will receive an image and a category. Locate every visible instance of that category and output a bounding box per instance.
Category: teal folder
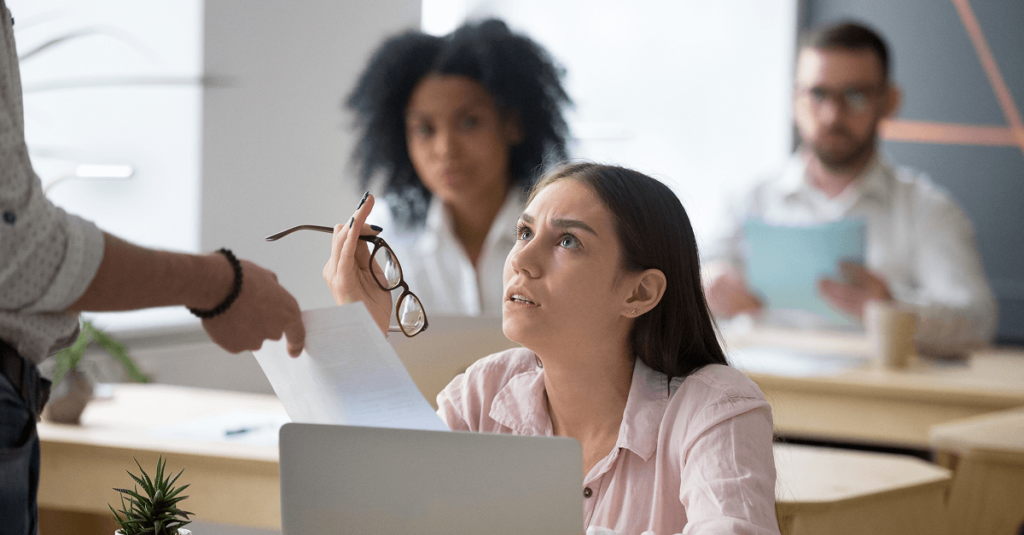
[743,218,866,328]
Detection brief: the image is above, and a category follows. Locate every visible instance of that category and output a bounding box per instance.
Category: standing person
[704,21,997,357]
[346,18,571,317]
[324,163,780,534]
[0,4,305,534]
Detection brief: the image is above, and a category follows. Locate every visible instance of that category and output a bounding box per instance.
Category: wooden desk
[38,384,285,532]
[727,327,1024,449]
[929,408,1024,535]
[41,384,960,535]
[774,443,951,535]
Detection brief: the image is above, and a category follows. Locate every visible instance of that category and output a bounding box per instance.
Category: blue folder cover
[743,218,866,328]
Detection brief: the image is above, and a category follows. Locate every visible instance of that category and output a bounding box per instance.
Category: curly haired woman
[346,19,571,317]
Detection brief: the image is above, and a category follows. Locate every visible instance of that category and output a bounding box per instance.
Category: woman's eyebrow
[518,213,597,236]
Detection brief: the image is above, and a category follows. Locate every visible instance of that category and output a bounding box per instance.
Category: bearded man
[703,21,997,357]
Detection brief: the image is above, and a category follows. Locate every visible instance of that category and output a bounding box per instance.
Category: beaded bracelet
[189,248,243,319]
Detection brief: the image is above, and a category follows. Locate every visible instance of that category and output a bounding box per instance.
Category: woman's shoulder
[673,363,765,402]
[665,364,770,430]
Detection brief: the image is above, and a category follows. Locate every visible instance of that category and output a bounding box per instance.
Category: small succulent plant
[109,456,193,535]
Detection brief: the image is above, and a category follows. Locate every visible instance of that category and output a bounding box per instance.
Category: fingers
[818,279,863,317]
[340,193,376,269]
[285,316,306,358]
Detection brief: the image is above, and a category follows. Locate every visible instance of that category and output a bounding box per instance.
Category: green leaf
[92,326,150,382]
[133,458,156,494]
[51,325,92,385]
[126,470,153,497]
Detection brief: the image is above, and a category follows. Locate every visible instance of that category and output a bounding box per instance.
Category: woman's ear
[623,269,667,318]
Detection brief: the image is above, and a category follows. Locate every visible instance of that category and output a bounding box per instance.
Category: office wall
[462,0,798,248]
[12,0,203,254]
[201,0,421,312]
[802,0,1024,343]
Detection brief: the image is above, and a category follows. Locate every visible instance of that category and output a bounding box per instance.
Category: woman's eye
[516,226,532,240]
[460,116,479,129]
[559,234,580,249]
[410,123,433,137]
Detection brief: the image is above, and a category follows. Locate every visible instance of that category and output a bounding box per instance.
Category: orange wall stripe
[880,119,1021,147]
[952,0,1024,139]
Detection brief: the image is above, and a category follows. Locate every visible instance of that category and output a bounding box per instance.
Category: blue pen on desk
[225,427,256,436]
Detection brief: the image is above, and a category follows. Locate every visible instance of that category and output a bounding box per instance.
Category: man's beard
[811,130,876,172]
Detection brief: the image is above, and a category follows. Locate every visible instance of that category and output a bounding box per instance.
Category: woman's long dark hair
[346,19,571,229]
[530,163,728,379]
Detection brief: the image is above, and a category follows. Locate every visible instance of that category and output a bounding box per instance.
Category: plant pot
[115,530,191,535]
[42,367,93,424]
[115,524,191,528]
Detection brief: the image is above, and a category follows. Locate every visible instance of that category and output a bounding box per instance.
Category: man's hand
[202,261,306,357]
[706,270,764,318]
[818,261,892,319]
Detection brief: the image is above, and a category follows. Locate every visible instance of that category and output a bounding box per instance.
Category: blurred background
[9,0,1022,380]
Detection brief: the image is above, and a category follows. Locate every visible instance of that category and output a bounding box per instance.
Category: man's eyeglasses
[265,225,428,337]
[797,86,882,114]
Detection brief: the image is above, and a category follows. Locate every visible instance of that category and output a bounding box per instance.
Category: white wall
[11,0,203,253]
[463,0,798,249]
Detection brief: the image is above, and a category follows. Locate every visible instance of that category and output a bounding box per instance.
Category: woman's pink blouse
[436,348,780,535]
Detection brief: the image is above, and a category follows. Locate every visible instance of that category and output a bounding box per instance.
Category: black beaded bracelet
[189,248,243,319]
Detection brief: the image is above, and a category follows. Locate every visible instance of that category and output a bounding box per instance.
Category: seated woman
[324,163,779,534]
[346,18,571,317]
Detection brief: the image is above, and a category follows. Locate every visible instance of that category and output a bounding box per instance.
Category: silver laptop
[279,423,584,534]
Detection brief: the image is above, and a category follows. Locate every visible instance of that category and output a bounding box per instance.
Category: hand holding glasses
[266,224,428,337]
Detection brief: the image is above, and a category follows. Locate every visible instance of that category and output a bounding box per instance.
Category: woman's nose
[509,240,542,278]
[434,127,457,158]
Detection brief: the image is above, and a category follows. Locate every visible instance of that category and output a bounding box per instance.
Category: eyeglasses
[265,224,429,337]
[797,86,882,114]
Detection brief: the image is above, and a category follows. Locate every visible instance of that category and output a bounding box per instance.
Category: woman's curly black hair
[345,18,572,228]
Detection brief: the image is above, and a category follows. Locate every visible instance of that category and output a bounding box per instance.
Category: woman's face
[502,179,636,355]
[405,75,520,206]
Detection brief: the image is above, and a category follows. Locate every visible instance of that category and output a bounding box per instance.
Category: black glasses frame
[265,224,428,337]
[358,235,429,337]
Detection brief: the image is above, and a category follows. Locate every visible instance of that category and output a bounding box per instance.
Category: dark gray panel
[806,0,1007,126]
[882,141,1024,343]
[972,0,1024,113]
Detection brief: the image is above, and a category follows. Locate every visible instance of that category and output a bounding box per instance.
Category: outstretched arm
[69,233,306,357]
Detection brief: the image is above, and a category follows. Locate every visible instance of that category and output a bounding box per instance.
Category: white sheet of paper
[252,303,448,432]
[149,411,290,446]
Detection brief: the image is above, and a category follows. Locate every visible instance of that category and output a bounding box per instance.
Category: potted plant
[44,321,149,424]
[110,456,193,535]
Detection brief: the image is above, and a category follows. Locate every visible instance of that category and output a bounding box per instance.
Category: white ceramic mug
[865,300,918,370]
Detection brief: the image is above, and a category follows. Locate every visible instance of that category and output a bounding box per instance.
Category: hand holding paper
[743,218,866,328]
[818,261,893,319]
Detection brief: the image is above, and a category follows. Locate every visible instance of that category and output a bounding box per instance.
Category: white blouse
[368,189,524,317]
[704,152,998,357]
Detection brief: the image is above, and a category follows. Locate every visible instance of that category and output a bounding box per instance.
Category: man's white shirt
[704,151,998,356]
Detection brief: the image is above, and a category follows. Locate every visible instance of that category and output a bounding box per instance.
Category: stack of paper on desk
[252,303,448,432]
